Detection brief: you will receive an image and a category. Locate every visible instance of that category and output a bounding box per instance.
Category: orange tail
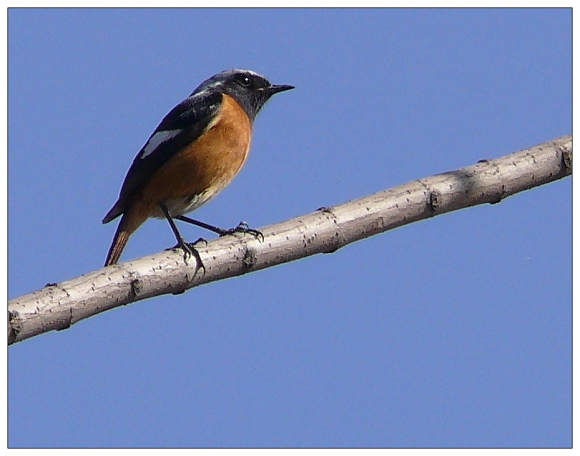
[104,209,148,266]
[104,226,130,266]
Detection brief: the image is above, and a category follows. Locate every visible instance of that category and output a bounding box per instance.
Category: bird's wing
[102,91,222,223]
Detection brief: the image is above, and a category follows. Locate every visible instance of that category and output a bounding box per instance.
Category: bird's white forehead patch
[232,68,260,76]
[140,130,181,159]
[202,69,260,89]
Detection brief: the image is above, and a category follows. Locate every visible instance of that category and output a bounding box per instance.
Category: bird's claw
[167,240,205,275]
[220,221,264,242]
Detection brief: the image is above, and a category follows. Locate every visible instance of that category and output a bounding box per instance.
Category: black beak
[267,84,295,96]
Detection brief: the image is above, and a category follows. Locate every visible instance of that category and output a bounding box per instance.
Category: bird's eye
[237,75,252,87]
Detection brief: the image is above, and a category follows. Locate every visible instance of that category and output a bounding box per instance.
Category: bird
[102,69,294,266]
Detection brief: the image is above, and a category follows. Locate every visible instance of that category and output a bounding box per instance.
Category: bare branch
[8,135,572,345]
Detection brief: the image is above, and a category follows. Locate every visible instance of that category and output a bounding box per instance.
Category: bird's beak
[268,84,295,96]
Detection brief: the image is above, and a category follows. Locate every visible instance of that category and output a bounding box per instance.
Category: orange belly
[133,94,252,220]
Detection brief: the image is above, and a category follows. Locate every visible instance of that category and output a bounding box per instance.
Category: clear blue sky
[8,8,571,448]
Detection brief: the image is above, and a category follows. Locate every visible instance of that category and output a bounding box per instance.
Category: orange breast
[132,94,252,220]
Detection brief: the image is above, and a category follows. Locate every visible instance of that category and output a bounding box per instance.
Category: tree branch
[8,135,572,345]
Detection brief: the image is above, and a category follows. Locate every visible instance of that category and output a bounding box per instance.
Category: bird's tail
[104,225,130,266]
[104,209,148,266]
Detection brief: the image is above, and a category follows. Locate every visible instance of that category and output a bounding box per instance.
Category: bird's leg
[176,215,263,242]
[175,215,228,235]
[159,202,205,273]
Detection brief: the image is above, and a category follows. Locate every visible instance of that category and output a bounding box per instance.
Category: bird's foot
[220,221,264,242]
[167,238,206,274]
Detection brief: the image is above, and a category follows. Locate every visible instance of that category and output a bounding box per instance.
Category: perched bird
[102,69,294,266]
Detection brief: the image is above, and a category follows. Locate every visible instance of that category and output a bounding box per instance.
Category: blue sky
[8,8,571,448]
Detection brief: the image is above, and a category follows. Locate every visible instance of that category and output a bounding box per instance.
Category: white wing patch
[140,129,181,159]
